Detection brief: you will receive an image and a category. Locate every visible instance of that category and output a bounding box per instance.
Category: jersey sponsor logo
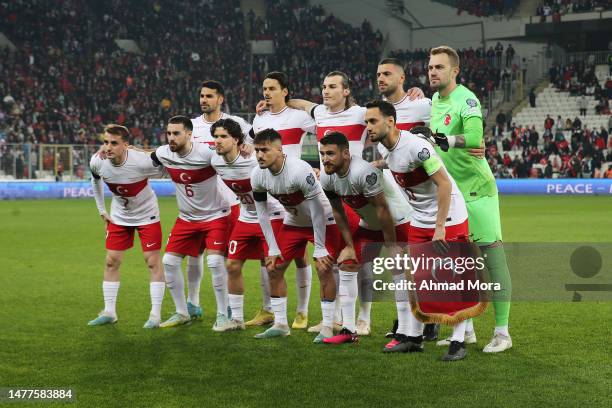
[365,172,378,186]
[146,242,157,248]
[466,98,478,107]
[166,167,216,185]
[417,148,431,161]
[105,179,148,197]
[444,114,451,126]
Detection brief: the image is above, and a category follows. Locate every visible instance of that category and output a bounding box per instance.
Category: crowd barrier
[1,179,612,200]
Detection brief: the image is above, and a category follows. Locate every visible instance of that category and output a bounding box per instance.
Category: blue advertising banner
[1,179,612,200]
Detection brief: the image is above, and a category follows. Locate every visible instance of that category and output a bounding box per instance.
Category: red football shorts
[106,221,162,252]
[225,204,240,243]
[352,222,410,263]
[227,219,283,260]
[407,219,470,244]
[277,223,343,262]
[343,203,361,234]
[166,216,229,257]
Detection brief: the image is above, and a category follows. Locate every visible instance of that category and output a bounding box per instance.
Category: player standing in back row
[183,80,251,321]
[428,46,512,353]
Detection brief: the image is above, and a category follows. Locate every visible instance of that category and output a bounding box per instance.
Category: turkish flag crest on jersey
[444,114,452,126]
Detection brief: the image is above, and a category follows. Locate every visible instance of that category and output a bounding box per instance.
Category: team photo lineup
[88,46,512,362]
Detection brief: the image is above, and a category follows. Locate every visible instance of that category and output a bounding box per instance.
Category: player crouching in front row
[250,128,348,343]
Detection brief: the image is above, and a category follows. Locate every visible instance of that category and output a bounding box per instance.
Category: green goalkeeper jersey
[430,84,497,201]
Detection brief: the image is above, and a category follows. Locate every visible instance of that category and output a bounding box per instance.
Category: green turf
[1,196,611,407]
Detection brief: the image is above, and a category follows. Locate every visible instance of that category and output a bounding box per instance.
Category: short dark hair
[168,115,193,131]
[378,58,405,71]
[319,131,349,150]
[365,100,397,123]
[253,128,282,145]
[264,71,290,102]
[104,124,130,142]
[201,80,225,96]
[211,118,244,145]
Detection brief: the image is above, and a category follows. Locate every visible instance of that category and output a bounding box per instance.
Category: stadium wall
[2,179,612,200]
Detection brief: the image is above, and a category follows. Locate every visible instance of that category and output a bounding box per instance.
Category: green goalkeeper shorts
[466,195,503,244]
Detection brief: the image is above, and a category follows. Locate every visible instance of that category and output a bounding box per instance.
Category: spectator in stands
[505,44,515,67]
[496,111,506,133]
[495,42,504,67]
[529,88,536,107]
[578,95,588,116]
[565,118,574,130]
[544,114,554,131]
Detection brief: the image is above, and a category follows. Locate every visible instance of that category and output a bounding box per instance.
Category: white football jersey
[153,143,231,222]
[252,107,316,159]
[191,113,252,145]
[90,151,163,226]
[385,130,467,228]
[313,104,367,158]
[211,153,284,223]
[250,158,335,228]
[191,113,251,206]
[378,95,431,159]
[320,156,411,230]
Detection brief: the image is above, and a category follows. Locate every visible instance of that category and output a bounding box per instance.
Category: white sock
[260,266,272,312]
[321,300,336,329]
[228,294,244,322]
[451,320,467,342]
[186,254,203,306]
[149,281,165,319]
[465,318,474,334]
[358,263,373,323]
[103,281,120,316]
[162,253,188,316]
[494,325,510,337]
[338,271,358,332]
[271,297,288,326]
[207,254,228,316]
[295,265,312,314]
[333,267,342,323]
[392,274,411,336]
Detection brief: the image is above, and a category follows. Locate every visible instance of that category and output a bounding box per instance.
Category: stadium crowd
[452,0,518,17]
[389,44,517,102]
[536,0,610,19]
[486,117,612,178]
[1,0,609,180]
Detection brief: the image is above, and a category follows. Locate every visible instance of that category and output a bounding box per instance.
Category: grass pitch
[1,196,611,407]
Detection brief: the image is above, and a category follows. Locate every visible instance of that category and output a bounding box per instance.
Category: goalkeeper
[424,45,512,353]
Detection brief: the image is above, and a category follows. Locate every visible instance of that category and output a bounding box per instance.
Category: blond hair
[430,46,460,68]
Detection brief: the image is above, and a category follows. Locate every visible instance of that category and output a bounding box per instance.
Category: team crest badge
[417,148,430,161]
[444,114,451,126]
[365,172,377,186]
[306,173,315,186]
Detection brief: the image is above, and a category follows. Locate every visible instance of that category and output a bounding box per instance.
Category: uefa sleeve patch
[306,173,315,186]
[466,98,478,107]
[365,172,378,186]
[417,148,430,161]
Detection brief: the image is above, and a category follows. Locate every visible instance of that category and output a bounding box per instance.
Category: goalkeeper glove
[411,126,449,152]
